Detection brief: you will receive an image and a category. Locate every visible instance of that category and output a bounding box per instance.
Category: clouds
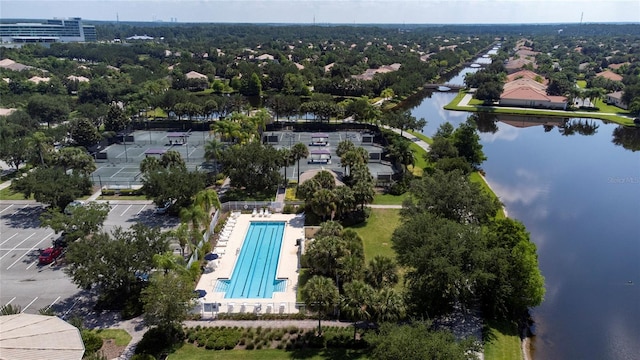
[1,0,638,23]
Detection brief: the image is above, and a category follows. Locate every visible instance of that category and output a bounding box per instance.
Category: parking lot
[0,200,180,315]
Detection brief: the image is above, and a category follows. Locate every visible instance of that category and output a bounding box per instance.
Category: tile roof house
[67,75,90,82]
[596,70,623,82]
[0,58,34,71]
[506,70,549,85]
[185,71,208,80]
[499,74,568,110]
[605,91,628,110]
[28,76,51,84]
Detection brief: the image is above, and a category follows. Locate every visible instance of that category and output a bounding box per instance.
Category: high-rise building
[0,17,97,44]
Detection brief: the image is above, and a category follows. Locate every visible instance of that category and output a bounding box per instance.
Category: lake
[408,61,640,360]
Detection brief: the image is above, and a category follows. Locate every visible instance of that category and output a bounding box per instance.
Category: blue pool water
[222,222,286,299]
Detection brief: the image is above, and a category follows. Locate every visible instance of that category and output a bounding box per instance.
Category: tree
[141,272,194,329]
[0,137,29,171]
[392,212,488,316]
[104,105,130,133]
[194,189,220,215]
[452,119,486,169]
[160,150,186,170]
[27,131,54,166]
[480,218,545,318]
[69,118,102,149]
[65,224,169,298]
[404,169,501,225]
[341,280,375,340]
[142,167,206,211]
[387,138,414,174]
[366,322,479,360]
[290,142,309,185]
[26,95,69,127]
[204,139,223,176]
[40,202,109,242]
[302,275,340,334]
[350,164,375,209]
[11,167,92,210]
[240,72,262,96]
[475,81,503,104]
[427,136,458,163]
[219,142,283,195]
[365,255,399,289]
[54,147,97,175]
[382,110,426,136]
[310,188,338,221]
[370,288,406,323]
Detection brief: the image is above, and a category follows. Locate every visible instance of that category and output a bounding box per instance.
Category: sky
[1,0,638,24]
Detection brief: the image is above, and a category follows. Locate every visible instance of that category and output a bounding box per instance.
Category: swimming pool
[221,221,286,299]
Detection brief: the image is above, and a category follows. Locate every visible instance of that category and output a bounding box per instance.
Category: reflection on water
[408,63,640,360]
[612,125,640,152]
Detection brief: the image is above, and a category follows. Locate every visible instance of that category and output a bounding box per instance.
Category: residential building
[606,91,628,110]
[499,74,568,110]
[0,17,96,44]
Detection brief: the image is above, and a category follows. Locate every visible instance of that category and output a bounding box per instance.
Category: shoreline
[444,91,636,127]
[477,172,509,218]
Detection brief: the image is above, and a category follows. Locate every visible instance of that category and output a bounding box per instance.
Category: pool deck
[195,213,305,317]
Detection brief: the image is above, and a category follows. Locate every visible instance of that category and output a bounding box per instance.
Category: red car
[38,246,63,265]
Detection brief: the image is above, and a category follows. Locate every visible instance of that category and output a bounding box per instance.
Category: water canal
[408,57,640,360]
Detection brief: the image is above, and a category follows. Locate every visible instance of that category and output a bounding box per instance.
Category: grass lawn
[592,98,630,115]
[168,345,369,360]
[348,208,401,261]
[93,329,132,346]
[407,130,433,145]
[148,108,168,118]
[372,192,409,205]
[0,188,32,200]
[576,80,587,88]
[408,143,428,171]
[483,319,523,360]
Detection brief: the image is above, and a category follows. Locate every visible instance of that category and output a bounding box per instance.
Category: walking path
[382,125,430,152]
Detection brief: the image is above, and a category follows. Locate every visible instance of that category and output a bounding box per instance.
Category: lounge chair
[266,303,273,314]
[259,208,265,217]
[254,303,262,313]
[251,208,258,217]
[228,303,235,313]
[241,303,247,313]
[264,208,271,217]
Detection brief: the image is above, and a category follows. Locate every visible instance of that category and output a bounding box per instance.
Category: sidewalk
[381,125,430,152]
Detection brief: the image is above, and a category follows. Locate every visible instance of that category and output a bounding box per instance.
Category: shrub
[282,204,296,214]
[135,325,184,357]
[245,342,255,350]
[82,330,104,354]
[205,339,216,350]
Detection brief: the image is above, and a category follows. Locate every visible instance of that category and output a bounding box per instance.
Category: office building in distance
[0,17,96,44]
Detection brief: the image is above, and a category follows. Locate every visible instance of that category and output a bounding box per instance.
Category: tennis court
[91,130,210,187]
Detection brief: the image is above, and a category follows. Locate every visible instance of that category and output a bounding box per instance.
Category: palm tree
[365,255,400,289]
[336,140,355,174]
[194,189,220,216]
[337,254,365,287]
[171,223,190,256]
[179,205,208,249]
[388,139,414,174]
[310,188,338,221]
[204,139,223,177]
[371,288,406,323]
[290,142,309,185]
[341,280,375,340]
[28,131,52,166]
[302,275,340,335]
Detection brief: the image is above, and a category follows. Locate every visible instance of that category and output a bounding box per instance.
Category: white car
[64,200,85,215]
[154,201,172,214]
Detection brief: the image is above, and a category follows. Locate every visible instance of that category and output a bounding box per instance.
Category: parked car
[38,246,63,265]
[64,200,85,215]
[154,201,173,215]
[52,233,68,248]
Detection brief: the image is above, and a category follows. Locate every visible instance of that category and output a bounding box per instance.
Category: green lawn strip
[372,192,409,205]
[576,80,587,88]
[168,344,369,360]
[444,92,635,126]
[483,319,523,360]
[348,208,401,261]
[407,130,433,145]
[469,172,506,219]
[408,143,428,171]
[92,329,132,346]
[592,98,630,115]
[0,188,32,200]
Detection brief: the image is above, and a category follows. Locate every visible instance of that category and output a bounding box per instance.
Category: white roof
[0,314,85,360]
